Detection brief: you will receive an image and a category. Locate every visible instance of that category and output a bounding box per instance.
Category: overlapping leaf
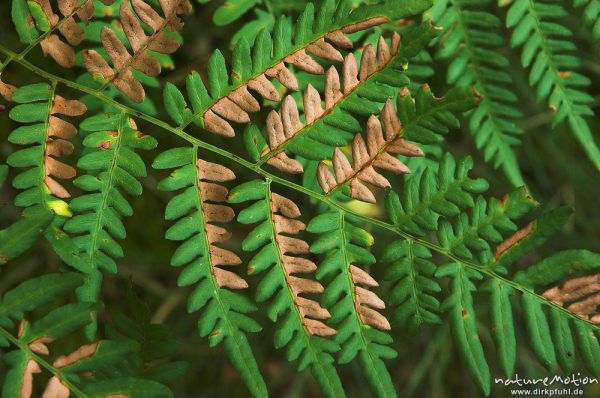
[11,0,105,67]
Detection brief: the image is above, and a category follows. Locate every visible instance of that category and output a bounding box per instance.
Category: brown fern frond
[316,94,423,203]
[197,160,247,289]
[543,274,600,325]
[200,26,393,138]
[33,0,101,68]
[350,265,391,330]
[270,192,336,336]
[83,0,191,102]
[259,33,402,174]
[44,96,87,199]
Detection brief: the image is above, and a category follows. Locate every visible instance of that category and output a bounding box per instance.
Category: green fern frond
[0,273,173,397]
[385,153,488,236]
[431,0,525,186]
[229,179,344,398]
[574,0,600,41]
[384,150,600,393]
[503,0,600,171]
[435,263,491,395]
[153,146,267,398]
[3,1,600,396]
[63,112,156,339]
[436,188,538,264]
[0,206,53,266]
[381,239,442,329]
[308,211,398,398]
[5,82,88,266]
[106,282,190,385]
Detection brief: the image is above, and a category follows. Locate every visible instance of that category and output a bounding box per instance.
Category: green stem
[0,326,88,398]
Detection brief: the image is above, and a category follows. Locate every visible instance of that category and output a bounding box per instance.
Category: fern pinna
[1,0,600,397]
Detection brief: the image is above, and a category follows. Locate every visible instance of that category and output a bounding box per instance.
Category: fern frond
[503,0,600,171]
[386,156,489,240]
[153,146,267,398]
[256,26,436,173]
[574,0,600,41]
[11,0,105,68]
[431,0,525,186]
[384,153,599,392]
[106,282,190,385]
[82,0,192,102]
[163,0,434,136]
[381,239,442,329]
[0,273,173,397]
[514,250,600,374]
[430,195,600,392]
[229,180,344,398]
[308,211,398,398]
[316,85,479,204]
[0,206,54,265]
[435,263,490,395]
[7,82,87,215]
[63,112,156,338]
[316,97,423,203]
[2,81,84,264]
[436,188,538,264]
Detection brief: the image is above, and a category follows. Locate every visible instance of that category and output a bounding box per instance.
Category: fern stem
[405,240,425,326]
[38,80,58,211]
[0,44,593,331]
[0,326,89,398]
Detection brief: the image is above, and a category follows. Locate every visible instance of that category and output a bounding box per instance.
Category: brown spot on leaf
[494,221,536,260]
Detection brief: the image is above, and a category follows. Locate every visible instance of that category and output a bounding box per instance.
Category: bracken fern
[1,0,599,397]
